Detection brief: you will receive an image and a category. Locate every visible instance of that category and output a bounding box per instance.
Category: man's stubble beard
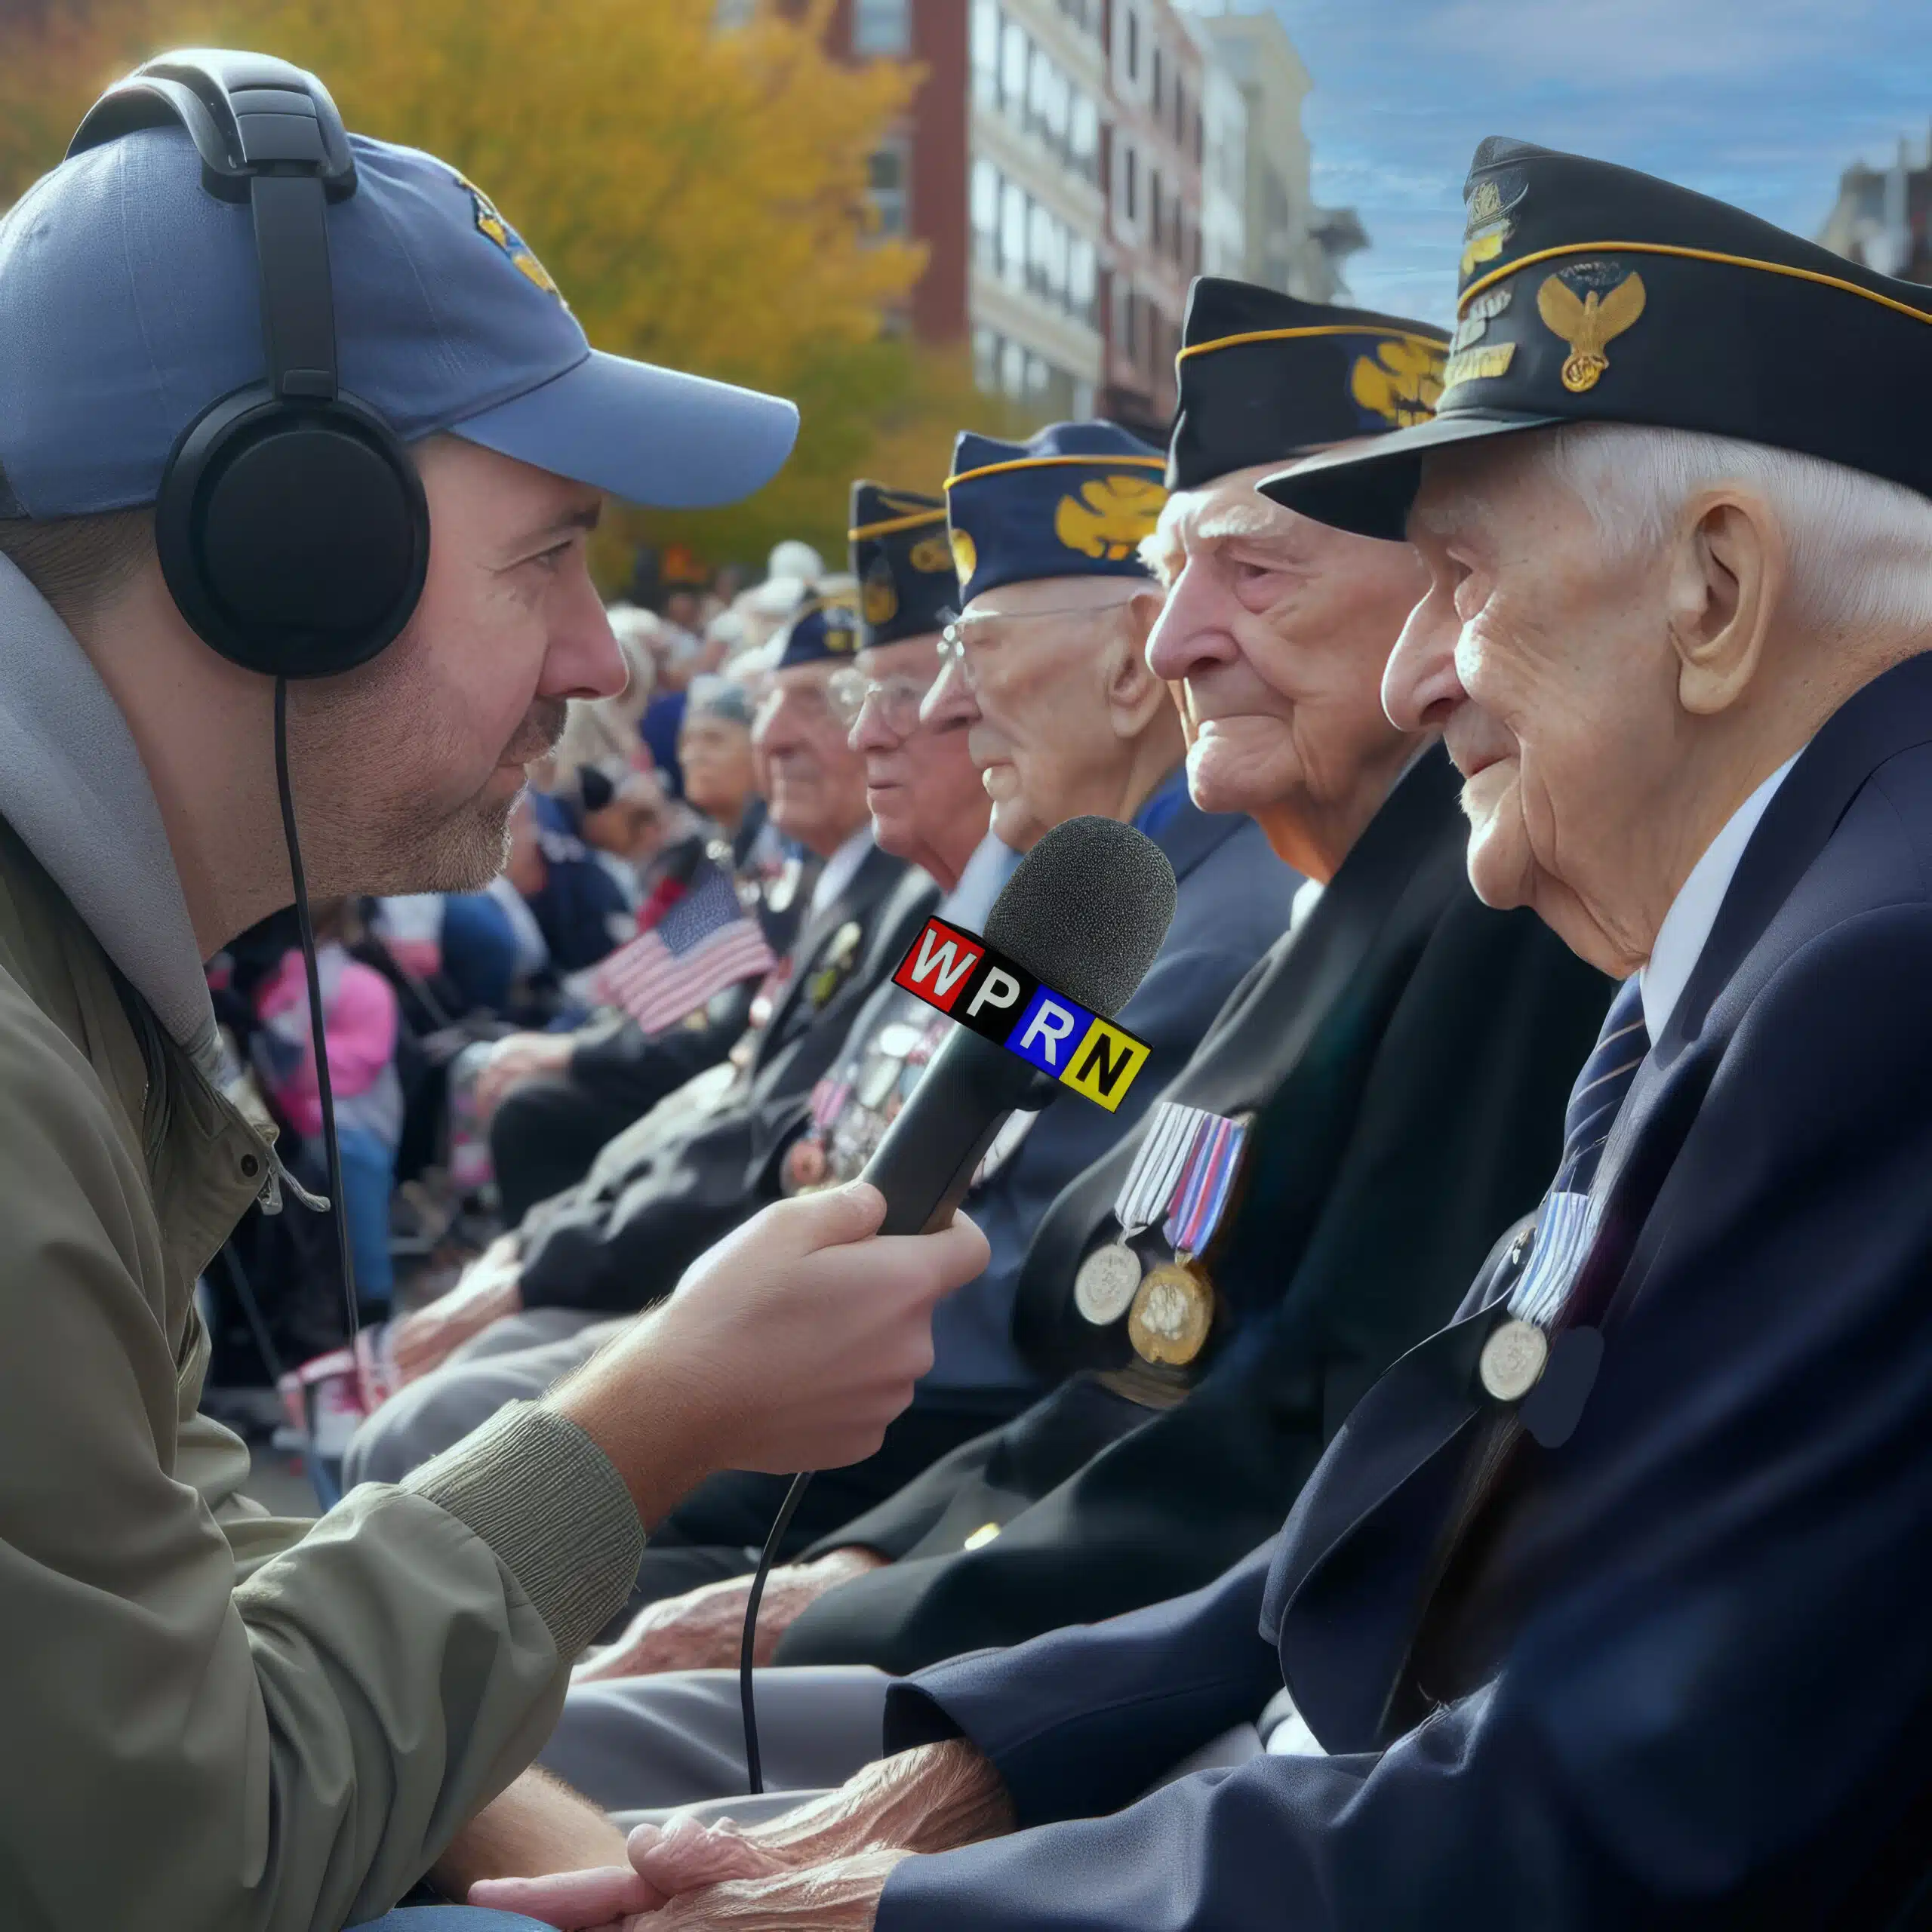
[296,692,568,897]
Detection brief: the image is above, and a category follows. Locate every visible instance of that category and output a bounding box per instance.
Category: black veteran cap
[946,421,1167,608]
[1169,278,1450,491]
[1262,136,1932,540]
[848,482,956,648]
[774,587,860,670]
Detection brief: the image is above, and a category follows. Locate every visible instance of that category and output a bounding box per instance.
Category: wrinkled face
[923,575,1143,852]
[678,711,758,825]
[1385,438,1678,950]
[291,435,625,895]
[1144,464,1423,820]
[841,634,984,863]
[752,660,871,858]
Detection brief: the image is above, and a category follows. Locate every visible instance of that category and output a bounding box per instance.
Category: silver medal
[1479,1317,1549,1403]
[1075,1242,1144,1325]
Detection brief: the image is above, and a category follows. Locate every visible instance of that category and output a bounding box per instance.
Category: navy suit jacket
[882,654,1932,1929]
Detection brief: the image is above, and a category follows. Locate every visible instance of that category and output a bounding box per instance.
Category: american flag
[592,860,777,1035]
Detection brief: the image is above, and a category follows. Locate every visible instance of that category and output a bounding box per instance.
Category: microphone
[860,815,1178,1235]
[739,815,1178,1794]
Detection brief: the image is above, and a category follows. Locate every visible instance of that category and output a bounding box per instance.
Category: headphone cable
[273,675,361,1352]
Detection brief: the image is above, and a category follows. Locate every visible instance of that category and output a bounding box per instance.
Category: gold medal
[1478,1317,1549,1403]
[782,1137,828,1194]
[1128,1260,1213,1367]
[1074,1241,1143,1326]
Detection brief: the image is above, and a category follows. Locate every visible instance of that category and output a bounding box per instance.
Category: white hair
[1529,423,1932,638]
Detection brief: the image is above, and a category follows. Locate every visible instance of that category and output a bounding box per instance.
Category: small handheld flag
[594,859,777,1035]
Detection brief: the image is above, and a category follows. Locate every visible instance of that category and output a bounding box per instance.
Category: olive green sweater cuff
[406,1401,645,1657]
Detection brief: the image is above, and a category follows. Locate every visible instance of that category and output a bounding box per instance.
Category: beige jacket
[0,557,645,1930]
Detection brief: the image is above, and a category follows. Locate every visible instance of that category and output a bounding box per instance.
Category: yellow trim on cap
[946,453,1169,489]
[1175,323,1447,365]
[848,507,946,540]
[1460,239,1932,325]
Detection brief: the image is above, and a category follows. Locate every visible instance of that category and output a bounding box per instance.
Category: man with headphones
[0,51,988,1932]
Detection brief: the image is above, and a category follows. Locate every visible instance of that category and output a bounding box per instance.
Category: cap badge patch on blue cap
[1537,266,1647,392]
[457,172,566,306]
[951,529,978,586]
[863,561,899,626]
[1349,337,1448,429]
[907,531,952,574]
[1460,173,1527,279]
[1054,475,1165,562]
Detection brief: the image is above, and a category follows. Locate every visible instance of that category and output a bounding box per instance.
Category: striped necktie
[1552,976,1650,1196]
[1508,977,1650,1328]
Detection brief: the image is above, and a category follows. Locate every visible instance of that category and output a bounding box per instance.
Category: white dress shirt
[808,826,874,923]
[1638,752,1801,1042]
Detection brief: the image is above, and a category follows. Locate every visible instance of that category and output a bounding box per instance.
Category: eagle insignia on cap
[907,532,953,574]
[951,529,978,586]
[863,563,899,626]
[1054,475,1167,561]
[1537,267,1647,393]
[1349,337,1448,427]
[456,174,566,305]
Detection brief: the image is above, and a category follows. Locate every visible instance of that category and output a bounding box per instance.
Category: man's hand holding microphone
[547,1182,988,1530]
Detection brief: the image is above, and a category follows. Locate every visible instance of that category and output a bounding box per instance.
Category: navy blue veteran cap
[1169,278,1449,491]
[0,121,798,517]
[848,482,955,648]
[1262,136,1932,541]
[774,589,860,671]
[946,421,1167,608]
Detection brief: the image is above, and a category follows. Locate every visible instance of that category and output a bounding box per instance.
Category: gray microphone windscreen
[984,815,1177,1019]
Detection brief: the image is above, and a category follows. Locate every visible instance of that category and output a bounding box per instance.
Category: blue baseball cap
[0,123,798,518]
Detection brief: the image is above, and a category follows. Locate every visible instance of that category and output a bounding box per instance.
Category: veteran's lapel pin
[1537,267,1647,393]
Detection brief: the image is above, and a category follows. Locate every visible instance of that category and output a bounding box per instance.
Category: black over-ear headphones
[68,51,429,678]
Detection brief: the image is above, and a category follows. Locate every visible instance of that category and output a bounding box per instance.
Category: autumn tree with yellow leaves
[0,0,1001,577]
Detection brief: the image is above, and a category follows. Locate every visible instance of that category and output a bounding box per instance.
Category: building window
[974,325,999,392]
[1124,144,1138,223]
[1001,18,1029,115]
[1070,91,1100,184]
[853,0,910,56]
[971,157,1000,270]
[867,141,909,236]
[1069,235,1097,325]
[1000,337,1027,400]
[1152,46,1163,116]
[1149,168,1162,248]
[971,0,1000,107]
[1000,178,1028,288]
[1126,8,1140,83]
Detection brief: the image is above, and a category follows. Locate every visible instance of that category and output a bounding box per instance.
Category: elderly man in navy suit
[484,140,1932,1931]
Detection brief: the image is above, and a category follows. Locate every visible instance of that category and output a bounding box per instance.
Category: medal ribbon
[1114,1103,1211,1234]
[1163,1114,1248,1254]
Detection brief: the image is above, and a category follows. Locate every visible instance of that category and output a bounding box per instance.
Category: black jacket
[518,843,935,1312]
[781,746,1613,1672]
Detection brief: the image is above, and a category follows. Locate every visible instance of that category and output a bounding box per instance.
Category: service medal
[1074,1242,1143,1325]
[1478,1317,1549,1403]
[1128,1260,1213,1367]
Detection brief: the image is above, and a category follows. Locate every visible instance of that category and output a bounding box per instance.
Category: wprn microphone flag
[891,916,1152,1111]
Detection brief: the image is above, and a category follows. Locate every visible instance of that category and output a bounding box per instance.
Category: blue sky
[1257,0,1932,321]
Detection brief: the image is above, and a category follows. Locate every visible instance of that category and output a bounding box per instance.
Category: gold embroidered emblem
[454,173,565,304]
[863,565,898,627]
[950,528,977,586]
[823,606,859,654]
[907,532,953,574]
[1053,475,1168,561]
[1537,269,1647,393]
[1441,343,1516,390]
[1349,337,1447,426]
[1460,222,1512,282]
